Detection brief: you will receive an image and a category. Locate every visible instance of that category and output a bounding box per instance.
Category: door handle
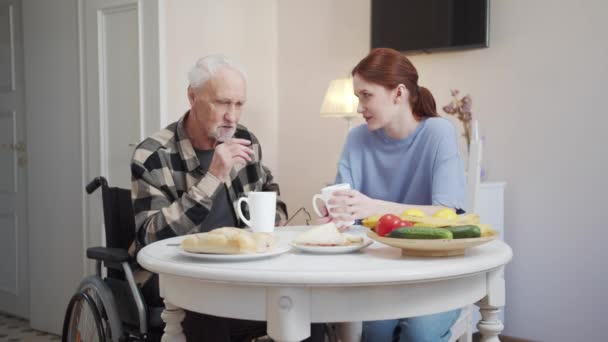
[0,142,25,151]
[1,142,27,167]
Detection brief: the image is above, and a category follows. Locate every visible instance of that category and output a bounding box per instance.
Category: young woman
[322,48,466,341]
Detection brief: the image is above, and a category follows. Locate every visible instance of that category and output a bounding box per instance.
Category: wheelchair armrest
[87,246,132,263]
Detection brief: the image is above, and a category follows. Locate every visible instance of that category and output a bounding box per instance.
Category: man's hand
[208,138,254,181]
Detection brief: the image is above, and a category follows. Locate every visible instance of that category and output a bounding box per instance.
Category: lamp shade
[319,77,359,118]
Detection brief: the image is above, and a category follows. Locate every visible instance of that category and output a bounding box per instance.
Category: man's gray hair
[188,54,247,90]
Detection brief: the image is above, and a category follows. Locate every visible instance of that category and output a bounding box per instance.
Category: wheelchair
[62,177,164,342]
[62,177,337,342]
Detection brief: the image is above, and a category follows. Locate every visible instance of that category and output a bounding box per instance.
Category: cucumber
[387,227,453,240]
[445,225,481,239]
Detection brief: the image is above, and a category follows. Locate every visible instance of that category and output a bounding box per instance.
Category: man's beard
[210,126,236,142]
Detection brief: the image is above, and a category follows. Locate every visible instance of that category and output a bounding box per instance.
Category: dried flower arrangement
[442,89,473,151]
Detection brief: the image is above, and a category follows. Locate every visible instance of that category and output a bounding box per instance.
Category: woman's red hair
[352,48,438,119]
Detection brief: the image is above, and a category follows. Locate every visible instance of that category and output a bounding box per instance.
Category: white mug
[311,183,355,226]
[236,192,277,233]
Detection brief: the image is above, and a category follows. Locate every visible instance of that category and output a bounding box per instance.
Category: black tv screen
[371,0,489,53]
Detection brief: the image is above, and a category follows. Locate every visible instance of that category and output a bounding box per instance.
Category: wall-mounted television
[371,0,490,53]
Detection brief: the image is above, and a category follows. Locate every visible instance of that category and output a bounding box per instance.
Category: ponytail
[413,86,438,118]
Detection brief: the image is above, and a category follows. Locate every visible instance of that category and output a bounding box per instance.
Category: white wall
[277,0,369,223]
[164,0,280,173]
[410,1,607,340]
[22,0,84,334]
[277,0,607,340]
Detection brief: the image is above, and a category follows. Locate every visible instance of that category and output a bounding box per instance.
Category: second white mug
[311,183,356,227]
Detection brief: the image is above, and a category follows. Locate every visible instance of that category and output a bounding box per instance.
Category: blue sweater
[335,117,466,210]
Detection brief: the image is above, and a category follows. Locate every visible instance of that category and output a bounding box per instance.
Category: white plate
[177,246,291,261]
[289,239,373,254]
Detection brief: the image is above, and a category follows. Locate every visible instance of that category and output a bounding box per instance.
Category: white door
[0,0,28,318]
[84,0,164,251]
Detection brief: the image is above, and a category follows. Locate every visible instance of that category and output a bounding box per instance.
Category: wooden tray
[367,230,498,257]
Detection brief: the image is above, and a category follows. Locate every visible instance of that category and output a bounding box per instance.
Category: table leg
[266,287,311,342]
[336,322,362,342]
[476,267,506,342]
[161,300,186,342]
[476,302,504,342]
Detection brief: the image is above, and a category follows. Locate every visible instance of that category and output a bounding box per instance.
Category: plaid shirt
[130,113,288,253]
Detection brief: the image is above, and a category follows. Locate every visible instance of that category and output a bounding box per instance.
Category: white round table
[137,226,512,342]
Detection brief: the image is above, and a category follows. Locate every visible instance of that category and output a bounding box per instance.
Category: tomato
[376,214,407,237]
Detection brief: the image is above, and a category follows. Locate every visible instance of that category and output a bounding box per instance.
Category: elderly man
[130,54,287,341]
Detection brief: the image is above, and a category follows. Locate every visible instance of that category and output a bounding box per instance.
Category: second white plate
[289,239,373,254]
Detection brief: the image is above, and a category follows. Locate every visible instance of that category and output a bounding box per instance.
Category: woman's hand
[327,189,379,222]
[314,203,333,224]
[312,201,350,232]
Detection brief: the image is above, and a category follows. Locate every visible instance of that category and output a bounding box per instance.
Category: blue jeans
[362,309,461,342]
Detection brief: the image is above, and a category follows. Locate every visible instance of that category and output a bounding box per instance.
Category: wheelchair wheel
[77,276,123,342]
[62,276,124,342]
[62,291,105,342]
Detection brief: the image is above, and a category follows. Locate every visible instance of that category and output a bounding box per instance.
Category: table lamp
[319,77,359,131]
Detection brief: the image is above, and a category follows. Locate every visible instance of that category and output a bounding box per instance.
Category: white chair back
[466,120,482,214]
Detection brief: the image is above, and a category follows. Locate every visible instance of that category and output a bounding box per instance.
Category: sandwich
[293,222,363,246]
